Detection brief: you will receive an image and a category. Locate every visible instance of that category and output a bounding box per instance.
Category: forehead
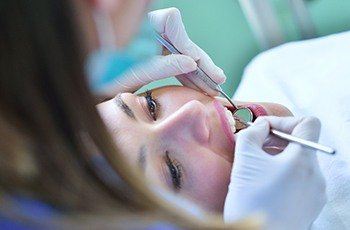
[97,97,140,151]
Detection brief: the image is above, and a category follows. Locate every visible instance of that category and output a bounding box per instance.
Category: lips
[213,100,235,147]
[211,100,268,162]
[222,102,268,121]
[245,104,268,118]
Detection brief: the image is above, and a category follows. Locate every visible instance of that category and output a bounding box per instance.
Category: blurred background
[144,0,350,97]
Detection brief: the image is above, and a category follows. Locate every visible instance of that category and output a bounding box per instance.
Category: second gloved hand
[224,116,326,230]
[101,8,226,97]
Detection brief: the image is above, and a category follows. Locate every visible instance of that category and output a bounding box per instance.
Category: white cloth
[234,31,350,229]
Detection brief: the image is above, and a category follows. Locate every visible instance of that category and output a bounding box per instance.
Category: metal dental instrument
[155,33,226,93]
[244,120,335,155]
[155,33,335,155]
[155,33,253,121]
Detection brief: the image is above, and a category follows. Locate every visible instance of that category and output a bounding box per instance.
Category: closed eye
[165,151,182,191]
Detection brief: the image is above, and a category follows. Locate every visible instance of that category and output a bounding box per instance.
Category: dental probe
[155,33,335,155]
[243,120,336,155]
[155,33,238,110]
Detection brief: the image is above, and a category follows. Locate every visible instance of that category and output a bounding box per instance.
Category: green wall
[271,0,350,41]
[144,0,350,97]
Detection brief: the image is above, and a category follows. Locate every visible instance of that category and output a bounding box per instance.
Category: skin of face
[67,0,292,213]
[97,86,292,212]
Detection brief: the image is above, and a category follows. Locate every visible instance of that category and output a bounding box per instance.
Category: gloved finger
[176,74,202,91]
[180,46,227,88]
[262,133,289,154]
[148,8,226,89]
[236,119,270,150]
[195,49,226,85]
[259,116,304,134]
[177,73,220,96]
[258,117,296,153]
[264,116,321,141]
[148,8,202,60]
[109,54,197,94]
[277,117,321,161]
[291,116,321,142]
[259,116,321,154]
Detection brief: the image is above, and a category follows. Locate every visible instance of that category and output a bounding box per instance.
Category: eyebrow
[138,145,146,172]
[114,94,135,120]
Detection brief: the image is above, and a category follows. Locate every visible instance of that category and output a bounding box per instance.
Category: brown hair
[0,0,258,229]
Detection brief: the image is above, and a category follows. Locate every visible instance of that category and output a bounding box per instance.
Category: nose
[155,100,210,143]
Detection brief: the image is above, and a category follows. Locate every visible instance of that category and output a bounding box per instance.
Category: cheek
[184,148,232,212]
[259,102,293,117]
[191,153,231,190]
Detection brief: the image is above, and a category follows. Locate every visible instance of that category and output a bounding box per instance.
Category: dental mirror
[230,107,254,131]
[233,107,253,123]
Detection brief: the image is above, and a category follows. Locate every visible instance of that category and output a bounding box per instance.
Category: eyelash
[145,91,159,121]
[165,151,182,191]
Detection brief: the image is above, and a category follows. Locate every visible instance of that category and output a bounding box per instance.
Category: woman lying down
[98,85,325,227]
[98,85,295,196]
[96,9,350,230]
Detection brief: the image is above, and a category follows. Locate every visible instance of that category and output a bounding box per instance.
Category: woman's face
[97,86,292,212]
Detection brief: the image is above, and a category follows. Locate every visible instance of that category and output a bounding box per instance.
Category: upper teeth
[224,107,236,134]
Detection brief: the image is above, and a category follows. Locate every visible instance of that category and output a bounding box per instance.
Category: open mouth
[214,100,270,147]
[224,104,268,121]
[223,104,268,132]
[246,104,268,118]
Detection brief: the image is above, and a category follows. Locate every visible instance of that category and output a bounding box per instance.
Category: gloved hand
[101,7,226,96]
[224,116,326,230]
